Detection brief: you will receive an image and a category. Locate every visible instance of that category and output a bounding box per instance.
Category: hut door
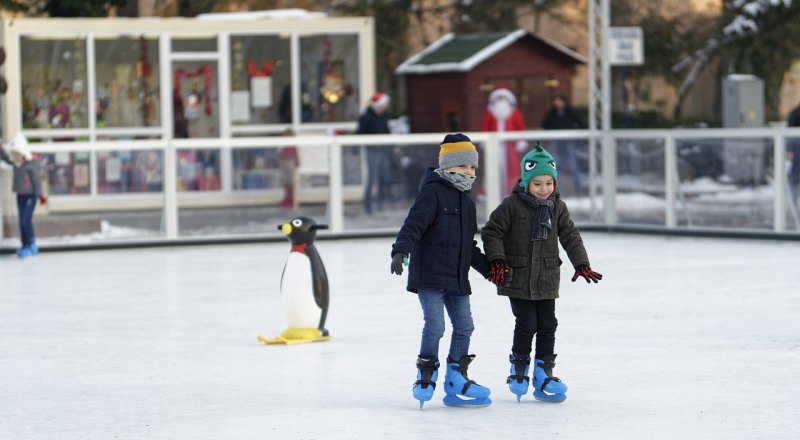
[441,101,462,132]
[519,75,550,129]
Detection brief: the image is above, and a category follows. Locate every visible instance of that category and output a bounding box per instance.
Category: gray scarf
[517,191,554,240]
[435,168,475,192]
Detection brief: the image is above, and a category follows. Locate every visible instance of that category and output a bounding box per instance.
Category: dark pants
[509,297,557,360]
[364,148,391,213]
[16,194,37,247]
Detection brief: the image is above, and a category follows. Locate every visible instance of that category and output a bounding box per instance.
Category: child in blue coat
[391,133,493,408]
[0,133,47,258]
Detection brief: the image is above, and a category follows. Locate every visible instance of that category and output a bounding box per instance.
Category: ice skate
[533,354,567,402]
[507,353,530,402]
[442,354,492,407]
[412,357,439,409]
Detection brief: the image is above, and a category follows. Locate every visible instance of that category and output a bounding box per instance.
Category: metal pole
[601,0,616,225]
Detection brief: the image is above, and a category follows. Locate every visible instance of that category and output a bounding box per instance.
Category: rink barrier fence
[3,127,800,253]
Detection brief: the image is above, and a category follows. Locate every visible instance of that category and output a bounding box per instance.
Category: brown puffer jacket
[481,185,589,300]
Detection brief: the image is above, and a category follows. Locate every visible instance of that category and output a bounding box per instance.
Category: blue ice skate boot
[532,354,567,402]
[413,356,439,409]
[16,247,32,258]
[28,242,39,256]
[442,354,492,407]
[507,352,531,402]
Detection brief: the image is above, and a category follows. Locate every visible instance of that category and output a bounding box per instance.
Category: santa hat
[370,91,390,110]
[488,84,517,107]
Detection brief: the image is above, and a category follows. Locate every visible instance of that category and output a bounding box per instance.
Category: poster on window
[251,76,272,108]
[74,163,90,188]
[105,157,121,182]
[231,91,251,122]
[55,152,71,166]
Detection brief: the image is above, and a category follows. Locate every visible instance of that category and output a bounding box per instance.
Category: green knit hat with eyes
[519,141,557,189]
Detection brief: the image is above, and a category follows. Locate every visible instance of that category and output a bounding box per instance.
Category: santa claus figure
[480,85,527,195]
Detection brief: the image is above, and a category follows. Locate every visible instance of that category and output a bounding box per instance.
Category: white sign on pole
[608,27,644,66]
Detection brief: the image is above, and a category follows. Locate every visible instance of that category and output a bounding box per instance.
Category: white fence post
[328,136,344,233]
[602,133,617,225]
[664,134,677,228]
[774,132,786,232]
[163,140,179,239]
[484,133,501,220]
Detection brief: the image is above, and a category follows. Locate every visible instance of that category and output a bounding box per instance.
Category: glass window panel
[343,142,423,231]
[97,150,163,194]
[94,35,161,128]
[40,151,91,195]
[21,36,89,129]
[786,136,800,231]
[541,137,599,223]
[230,35,291,125]
[300,34,360,123]
[176,149,220,192]
[171,37,216,52]
[616,138,665,226]
[676,138,773,229]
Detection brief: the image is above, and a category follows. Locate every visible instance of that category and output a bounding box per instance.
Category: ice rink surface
[1,232,798,439]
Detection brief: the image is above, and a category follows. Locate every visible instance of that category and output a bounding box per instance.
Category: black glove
[391,253,408,275]
[488,260,513,287]
[571,265,602,283]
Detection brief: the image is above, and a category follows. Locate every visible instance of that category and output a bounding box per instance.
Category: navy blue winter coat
[392,168,490,295]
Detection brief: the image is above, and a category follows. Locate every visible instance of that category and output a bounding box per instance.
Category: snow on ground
[0,233,798,439]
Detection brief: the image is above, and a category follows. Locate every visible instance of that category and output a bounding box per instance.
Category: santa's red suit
[480,86,527,195]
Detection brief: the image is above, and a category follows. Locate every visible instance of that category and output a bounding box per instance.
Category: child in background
[482,142,602,402]
[390,133,493,409]
[0,133,47,258]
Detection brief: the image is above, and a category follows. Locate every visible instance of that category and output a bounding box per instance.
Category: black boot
[412,356,439,408]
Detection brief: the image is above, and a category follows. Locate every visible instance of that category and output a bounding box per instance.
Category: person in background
[542,94,586,196]
[277,129,299,209]
[357,91,392,215]
[0,133,47,258]
[480,84,528,196]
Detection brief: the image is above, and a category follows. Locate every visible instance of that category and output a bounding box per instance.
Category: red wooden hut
[396,30,586,133]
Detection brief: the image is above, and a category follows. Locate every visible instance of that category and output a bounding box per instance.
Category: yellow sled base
[258,327,330,345]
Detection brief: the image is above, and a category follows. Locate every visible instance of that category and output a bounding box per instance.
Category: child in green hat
[481,141,602,402]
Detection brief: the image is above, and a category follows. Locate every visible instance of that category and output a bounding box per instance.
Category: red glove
[488,260,513,287]
[571,265,602,283]
[38,195,48,205]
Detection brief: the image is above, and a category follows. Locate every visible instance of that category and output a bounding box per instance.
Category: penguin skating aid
[258,217,331,345]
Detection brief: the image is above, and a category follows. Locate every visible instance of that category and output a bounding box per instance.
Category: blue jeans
[549,140,584,196]
[417,288,474,361]
[16,194,37,247]
[364,148,391,213]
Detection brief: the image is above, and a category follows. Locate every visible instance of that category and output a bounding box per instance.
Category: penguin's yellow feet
[258,328,331,345]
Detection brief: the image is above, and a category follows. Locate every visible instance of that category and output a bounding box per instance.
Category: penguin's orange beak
[280,224,292,235]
